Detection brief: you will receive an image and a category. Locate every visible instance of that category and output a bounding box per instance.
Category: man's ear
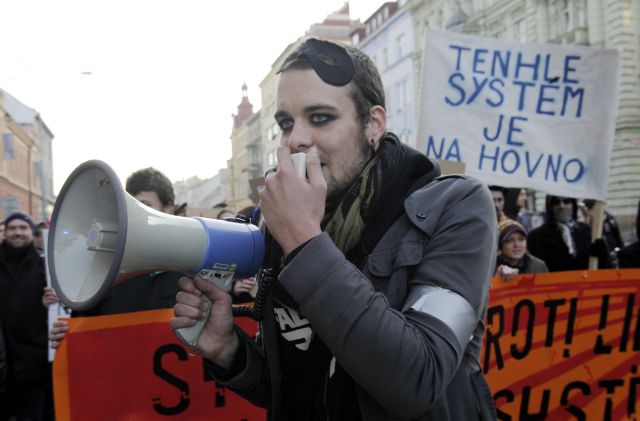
[365,105,387,150]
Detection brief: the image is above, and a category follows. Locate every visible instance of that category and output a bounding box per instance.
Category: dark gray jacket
[218,175,497,420]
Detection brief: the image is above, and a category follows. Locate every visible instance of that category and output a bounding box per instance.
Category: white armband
[404,285,476,350]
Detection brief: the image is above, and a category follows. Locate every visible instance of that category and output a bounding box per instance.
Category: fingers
[50,320,69,348]
[306,146,325,188]
[172,276,229,330]
[239,278,256,287]
[276,145,293,172]
[50,329,67,341]
[169,314,198,330]
[175,290,210,316]
[52,319,69,329]
[235,284,252,293]
[42,287,60,306]
[178,276,202,296]
[173,277,210,329]
[171,301,207,330]
[193,276,231,303]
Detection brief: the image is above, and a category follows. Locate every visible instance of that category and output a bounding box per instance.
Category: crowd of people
[490,186,639,282]
[0,38,639,420]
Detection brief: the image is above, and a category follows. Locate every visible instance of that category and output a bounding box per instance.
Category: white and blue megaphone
[47,160,264,347]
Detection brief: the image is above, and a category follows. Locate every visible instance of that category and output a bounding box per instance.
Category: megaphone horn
[48,160,265,347]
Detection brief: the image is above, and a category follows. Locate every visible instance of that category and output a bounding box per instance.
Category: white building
[355,1,417,147]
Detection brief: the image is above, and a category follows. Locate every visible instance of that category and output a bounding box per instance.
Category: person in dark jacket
[489,185,508,223]
[230,205,259,304]
[583,199,625,250]
[44,167,182,348]
[528,196,593,272]
[0,324,8,420]
[618,199,640,268]
[495,219,548,281]
[0,211,53,420]
[171,38,497,420]
[582,199,625,267]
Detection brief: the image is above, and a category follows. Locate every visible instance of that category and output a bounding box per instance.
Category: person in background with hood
[527,196,592,272]
[495,219,548,281]
[617,199,640,268]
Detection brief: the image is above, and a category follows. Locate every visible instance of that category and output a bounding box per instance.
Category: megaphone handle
[174,269,235,348]
[175,295,212,348]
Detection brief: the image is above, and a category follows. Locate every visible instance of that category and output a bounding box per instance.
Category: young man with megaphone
[171,38,498,420]
[44,167,184,347]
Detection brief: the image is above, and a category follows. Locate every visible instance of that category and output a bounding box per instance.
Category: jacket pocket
[365,235,426,309]
[366,232,425,277]
[366,246,398,278]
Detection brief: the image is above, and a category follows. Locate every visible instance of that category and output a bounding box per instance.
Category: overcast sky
[0,0,379,193]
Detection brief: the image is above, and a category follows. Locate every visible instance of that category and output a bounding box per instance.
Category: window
[3,133,15,159]
[34,161,43,179]
[437,9,444,29]
[396,34,406,60]
[1,196,19,218]
[515,19,527,42]
[267,123,279,142]
[267,151,277,167]
[563,0,572,32]
[385,88,393,126]
[382,48,389,69]
[577,2,586,27]
[395,79,410,131]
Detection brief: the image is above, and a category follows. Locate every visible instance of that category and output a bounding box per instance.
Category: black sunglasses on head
[298,38,355,87]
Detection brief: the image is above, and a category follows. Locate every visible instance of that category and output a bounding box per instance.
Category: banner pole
[588,201,605,270]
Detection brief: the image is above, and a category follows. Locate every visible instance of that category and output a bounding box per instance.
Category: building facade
[228,84,261,211]
[355,1,417,147]
[173,167,231,217]
[0,89,55,223]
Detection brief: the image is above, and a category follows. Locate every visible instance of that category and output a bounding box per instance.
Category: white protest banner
[416,30,621,200]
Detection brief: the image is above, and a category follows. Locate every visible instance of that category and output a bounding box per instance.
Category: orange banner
[54,269,640,420]
[482,269,640,420]
[53,309,265,420]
